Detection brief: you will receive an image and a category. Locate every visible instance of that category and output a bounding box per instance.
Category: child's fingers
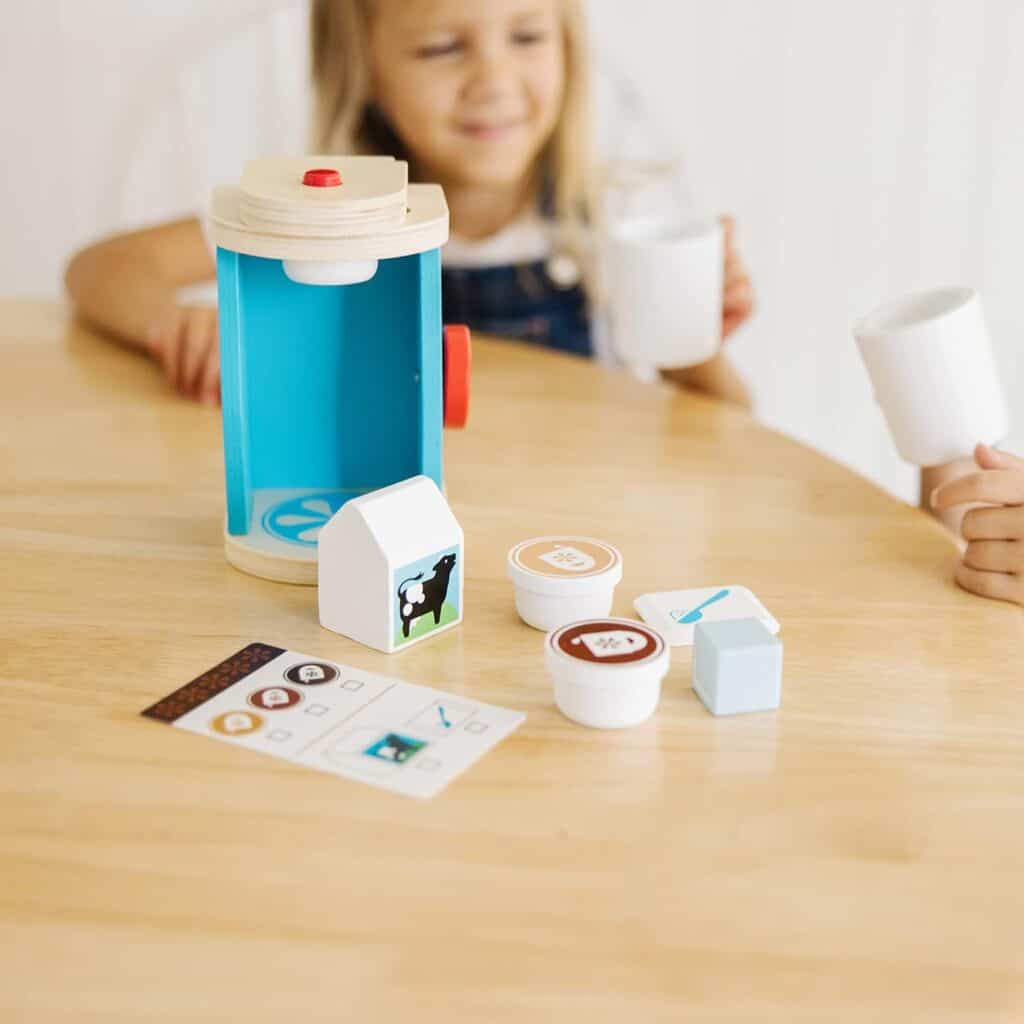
[722,316,741,338]
[722,276,754,340]
[723,279,754,312]
[721,216,738,265]
[722,309,748,339]
[962,505,1024,541]
[144,321,163,357]
[976,443,1024,472]
[199,345,221,407]
[718,215,753,341]
[179,315,213,397]
[963,540,1023,574]
[954,561,1022,606]
[931,470,1024,510]
[158,316,184,389]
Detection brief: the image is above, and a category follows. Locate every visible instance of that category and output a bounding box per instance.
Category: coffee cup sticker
[571,630,646,658]
[538,546,596,573]
[555,621,662,665]
[211,711,264,736]
[249,686,302,711]
[512,538,618,579]
[285,662,339,686]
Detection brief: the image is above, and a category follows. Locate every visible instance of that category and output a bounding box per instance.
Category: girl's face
[369,0,566,193]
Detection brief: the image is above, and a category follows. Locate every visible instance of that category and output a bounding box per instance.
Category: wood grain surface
[2,300,1022,1023]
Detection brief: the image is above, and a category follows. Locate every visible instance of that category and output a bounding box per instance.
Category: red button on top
[302,168,342,187]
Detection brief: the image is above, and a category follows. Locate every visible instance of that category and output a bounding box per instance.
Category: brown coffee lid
[549,618,665,667]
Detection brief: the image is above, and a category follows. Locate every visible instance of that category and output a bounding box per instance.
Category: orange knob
[443,324,471,429]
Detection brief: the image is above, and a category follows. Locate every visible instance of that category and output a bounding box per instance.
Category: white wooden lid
[209,156,449,261]
[239,156,408,236]
[507,537,623,596]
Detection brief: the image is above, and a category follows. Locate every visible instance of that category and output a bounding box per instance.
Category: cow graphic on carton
[397,553,458,638]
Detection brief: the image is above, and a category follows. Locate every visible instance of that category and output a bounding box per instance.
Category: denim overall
[441,260,593,359]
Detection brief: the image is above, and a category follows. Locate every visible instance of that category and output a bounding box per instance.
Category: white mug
[599,160,722,370]
[603,217,724,369]
[853,287,1009,466]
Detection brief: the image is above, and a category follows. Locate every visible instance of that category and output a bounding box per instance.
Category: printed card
[142,644,525,799]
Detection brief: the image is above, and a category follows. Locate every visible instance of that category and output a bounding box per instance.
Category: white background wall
[3,0,1021,502]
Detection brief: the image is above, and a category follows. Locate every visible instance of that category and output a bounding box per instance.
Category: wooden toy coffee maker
[208,156,471,584]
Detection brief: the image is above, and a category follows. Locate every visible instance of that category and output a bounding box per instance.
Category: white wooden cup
[854,287,1009,466]
[604,217,724,370]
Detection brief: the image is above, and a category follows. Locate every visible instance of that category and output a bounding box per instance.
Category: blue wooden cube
[692,617,782,716]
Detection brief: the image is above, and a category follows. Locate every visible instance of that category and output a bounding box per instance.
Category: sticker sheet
[142,643,525,799]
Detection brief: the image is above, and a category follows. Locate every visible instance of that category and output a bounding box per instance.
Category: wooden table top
[3,299,1022,1023]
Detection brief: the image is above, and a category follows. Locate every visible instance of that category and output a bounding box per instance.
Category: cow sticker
[393,546,462,647]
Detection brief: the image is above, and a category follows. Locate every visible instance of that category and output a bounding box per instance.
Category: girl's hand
[146,304,220,406]
[721,215,755,340]
[931,443,1024,606]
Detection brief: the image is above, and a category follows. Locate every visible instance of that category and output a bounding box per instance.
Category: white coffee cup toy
[507,537,623,632]
[604,218,724,370]
[853,286,1009,467]
[599,160,723,370]
[545,617,670,729]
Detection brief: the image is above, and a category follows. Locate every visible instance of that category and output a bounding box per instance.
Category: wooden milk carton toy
[209,156,471,584]
[318,476,464,653]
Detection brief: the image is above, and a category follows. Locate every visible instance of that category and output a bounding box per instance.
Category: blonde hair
[310,0,594,239]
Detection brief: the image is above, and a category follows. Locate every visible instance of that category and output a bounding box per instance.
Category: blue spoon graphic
[672,589,730,624]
